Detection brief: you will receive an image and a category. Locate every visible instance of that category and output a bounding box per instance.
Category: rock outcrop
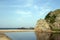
[35,9,60,32]
[45,9,60,30]
[35,19,51,32]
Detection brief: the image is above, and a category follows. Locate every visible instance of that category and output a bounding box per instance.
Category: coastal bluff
[35,9,60,32]
[45,9,60,30]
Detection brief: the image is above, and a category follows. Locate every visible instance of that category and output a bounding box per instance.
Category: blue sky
[0,0,60,28]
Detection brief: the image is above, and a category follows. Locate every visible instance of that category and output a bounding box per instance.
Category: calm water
[5,32,36,40]
[2,32,60,40]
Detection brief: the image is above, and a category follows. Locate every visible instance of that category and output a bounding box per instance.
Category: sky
[0,0,60,28]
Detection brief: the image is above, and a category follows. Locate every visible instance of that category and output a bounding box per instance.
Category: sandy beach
[0,29,35,32]
[0,33,11,40]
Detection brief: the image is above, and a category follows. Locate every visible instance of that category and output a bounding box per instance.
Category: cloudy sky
[0,0,60,28]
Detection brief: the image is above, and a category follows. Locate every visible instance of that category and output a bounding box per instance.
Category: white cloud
[16,10,32,15]
[34,1,52,19]
[40,8,50,15]
[16,10,34,18]
[15,0,52,19]
[38,6,52,19]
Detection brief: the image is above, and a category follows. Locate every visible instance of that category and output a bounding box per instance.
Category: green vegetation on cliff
[45,9,60,31]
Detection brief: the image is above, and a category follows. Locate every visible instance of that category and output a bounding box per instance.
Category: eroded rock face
[45,9,60,30]
[35,19,51,32]
[0,33,11,40]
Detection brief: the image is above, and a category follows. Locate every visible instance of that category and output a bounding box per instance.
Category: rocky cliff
[45,9,60,30]
[35,9,60,31]
[35,19,51,32]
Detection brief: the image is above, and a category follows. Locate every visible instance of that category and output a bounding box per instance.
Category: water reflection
[50,33,60,40]
[0,33,11,40]
[35,31,51,40]
[35,31,60,40]
[0,32,60,40]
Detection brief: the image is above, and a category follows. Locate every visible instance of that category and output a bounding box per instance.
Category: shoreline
[0,29,60,33]
[0,29,34,32]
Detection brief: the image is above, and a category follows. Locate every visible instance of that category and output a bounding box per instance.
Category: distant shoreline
[0,28,34,30]
[0,28,34,29]
[0,29,34,32]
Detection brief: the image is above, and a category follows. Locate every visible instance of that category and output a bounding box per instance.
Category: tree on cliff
[45,9,60,31]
